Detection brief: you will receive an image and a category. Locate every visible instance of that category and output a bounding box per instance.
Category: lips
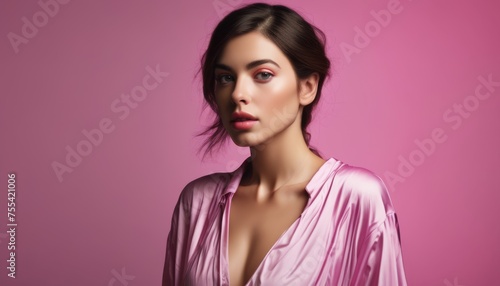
[232,118,254,122]
[230,111,258,122]
[231,119,257,131]
[230,111,258,131]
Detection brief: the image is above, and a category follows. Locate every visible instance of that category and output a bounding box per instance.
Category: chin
[230,137,255,147]
[230,131,275,150]
[229,133,260,147]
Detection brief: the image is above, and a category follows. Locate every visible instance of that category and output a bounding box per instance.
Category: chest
[227,185,309,285]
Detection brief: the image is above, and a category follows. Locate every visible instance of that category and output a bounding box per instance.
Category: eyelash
[215,71,274,85]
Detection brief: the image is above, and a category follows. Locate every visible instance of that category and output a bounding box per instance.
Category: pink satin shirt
[163,156,408,285]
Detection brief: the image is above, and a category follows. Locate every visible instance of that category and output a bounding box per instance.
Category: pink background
[1,0,499,285]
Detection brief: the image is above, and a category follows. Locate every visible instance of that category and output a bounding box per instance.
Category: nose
[231,75,251,105]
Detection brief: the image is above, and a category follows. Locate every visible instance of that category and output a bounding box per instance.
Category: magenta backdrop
[1,0,499,285]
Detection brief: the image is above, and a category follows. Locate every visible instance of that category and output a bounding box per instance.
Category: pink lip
[230,111,258,131]
[231,111,258,121]
[231,120,258,131]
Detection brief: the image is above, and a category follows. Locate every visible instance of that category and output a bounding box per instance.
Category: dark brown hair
[195,3,331,161]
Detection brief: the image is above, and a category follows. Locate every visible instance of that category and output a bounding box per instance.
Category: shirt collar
[221,156,343,197]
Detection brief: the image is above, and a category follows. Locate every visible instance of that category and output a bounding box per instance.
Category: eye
[215,74,234,85]
[255,72,273,81]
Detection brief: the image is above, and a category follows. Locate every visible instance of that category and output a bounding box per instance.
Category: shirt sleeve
[162,182,194,286]
[346,169,408,286]
[350,212,408,286]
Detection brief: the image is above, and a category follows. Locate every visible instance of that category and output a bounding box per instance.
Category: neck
[243,117,324,200]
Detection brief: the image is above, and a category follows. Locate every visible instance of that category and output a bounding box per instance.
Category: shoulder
[335,163,394,214]
[337,164,387,196]
[175,170,234,209]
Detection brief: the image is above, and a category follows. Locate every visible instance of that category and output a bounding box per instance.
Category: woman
[163,3,407,285]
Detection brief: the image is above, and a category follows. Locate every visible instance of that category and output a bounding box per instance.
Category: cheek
[214,93,229,115]
[259,81,298,118]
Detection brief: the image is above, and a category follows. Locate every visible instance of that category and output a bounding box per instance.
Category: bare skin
[214,31,325,285]
[228,156,326,285]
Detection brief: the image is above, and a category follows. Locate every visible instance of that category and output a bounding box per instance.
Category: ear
[298,72,320,106]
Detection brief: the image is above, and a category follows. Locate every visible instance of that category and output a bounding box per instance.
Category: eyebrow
[215,59,281,72]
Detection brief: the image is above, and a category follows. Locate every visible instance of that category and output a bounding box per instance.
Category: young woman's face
[214,31,303,147]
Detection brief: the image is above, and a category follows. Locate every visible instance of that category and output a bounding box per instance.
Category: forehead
[217,31,290,68]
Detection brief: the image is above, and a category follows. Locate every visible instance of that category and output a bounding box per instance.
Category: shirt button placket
[221,195,229,286]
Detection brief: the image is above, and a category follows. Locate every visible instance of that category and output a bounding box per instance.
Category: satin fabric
[163,157,408,286]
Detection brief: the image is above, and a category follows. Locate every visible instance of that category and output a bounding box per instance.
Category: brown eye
[215,74,234,85]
